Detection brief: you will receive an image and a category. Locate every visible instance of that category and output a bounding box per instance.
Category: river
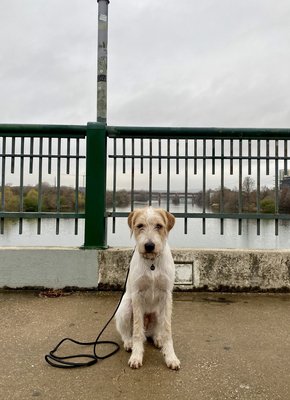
[1,201,290,249]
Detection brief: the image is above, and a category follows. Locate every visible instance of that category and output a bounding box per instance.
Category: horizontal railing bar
[109,155,290,161]
[107,126,290,140]
[0,153,85,159]
[0,212,85,219]
[106,211,290,220]
[0,124,86,138]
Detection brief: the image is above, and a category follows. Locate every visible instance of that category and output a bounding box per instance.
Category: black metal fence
[0,124,86,236]
[1,123,290,247]
[107,126,290,238]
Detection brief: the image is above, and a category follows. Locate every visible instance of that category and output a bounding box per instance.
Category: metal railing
[1,123,290,248]
[0,124,87,236]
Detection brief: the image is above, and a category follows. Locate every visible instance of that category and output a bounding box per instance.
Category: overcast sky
[1,0,290,128]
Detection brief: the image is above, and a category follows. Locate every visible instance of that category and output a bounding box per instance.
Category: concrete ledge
[1,247,290,291]
[0,247,98,289]
[97,248,290,292]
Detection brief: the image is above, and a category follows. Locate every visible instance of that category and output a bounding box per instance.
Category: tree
[242,176,255,193]
[260,197,275,213]
[0,187,20,211]
[242,176,255,211]
[24,188,38,211]
[279,188,290,213]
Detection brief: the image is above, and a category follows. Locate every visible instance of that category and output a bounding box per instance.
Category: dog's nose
[145,241,155,253]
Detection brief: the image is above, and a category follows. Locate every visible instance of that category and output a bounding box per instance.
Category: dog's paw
[165,356,181,370]
[153,336,163,349]
[124,340,133,352]
[128,355,143,369]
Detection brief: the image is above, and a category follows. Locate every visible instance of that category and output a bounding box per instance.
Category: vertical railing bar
[1,137,6,234]
[238,221,242,237]
[19,137,25,234]
[184,139,188,234]
[37,137,43,235]
[238,139,242,235]
[122,138,126,173]
[1,137,6,210]
[158,139,162,174]
[140,138,144,174]
[212,139,215,175]
[29,137,34,174]
[256,140,261,235]
[230,139,234,175]
[131,138,135,211]
[275,218,279,236]
[194,139,197,174]
[202,139,206,234]
[11,137,15,173]
[284,139,288,175]
[266,139,270,175]
[166,139,170,211]
[275,139,279,235]
[220,139,224,235]
[48,137,52,174]
[56,137,61,235]
[74,138,80,235]
[248,139,252,175]
[176,139,179,175]
[112,138,117,233]
[66,138,71,174]
[74,213,79,236]
[149,139,153,206]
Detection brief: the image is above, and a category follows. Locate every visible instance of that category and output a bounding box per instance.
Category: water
[107,202,290,250]
[1,202,290,249]
[0,204,290,249]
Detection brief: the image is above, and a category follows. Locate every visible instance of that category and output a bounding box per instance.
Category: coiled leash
[44,253,132,369]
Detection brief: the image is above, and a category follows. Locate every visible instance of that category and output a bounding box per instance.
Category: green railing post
[84,122,107,248]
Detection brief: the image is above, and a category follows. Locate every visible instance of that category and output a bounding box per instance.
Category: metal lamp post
[97,0,110,123]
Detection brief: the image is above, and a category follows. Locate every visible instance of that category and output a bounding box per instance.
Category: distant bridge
[133,190,201,205]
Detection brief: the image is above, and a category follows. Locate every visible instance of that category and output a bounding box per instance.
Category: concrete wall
[1,247,290,291]
[0,247,98,289]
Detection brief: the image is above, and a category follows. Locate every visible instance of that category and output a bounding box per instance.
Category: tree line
[196,177,290,214]
[1,178,290,213]
[0,185,132,212]
[0,184,85,212]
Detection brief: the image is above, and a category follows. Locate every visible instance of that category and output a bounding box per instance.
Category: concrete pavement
[1,291,290,400]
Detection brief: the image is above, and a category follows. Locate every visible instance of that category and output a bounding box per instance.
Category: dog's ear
[128,211,135,230]
[128,209,143,230]
[165,211,175,231]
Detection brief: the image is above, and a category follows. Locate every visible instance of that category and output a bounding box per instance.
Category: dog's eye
[136,223,144,229]
[155,224,163,230]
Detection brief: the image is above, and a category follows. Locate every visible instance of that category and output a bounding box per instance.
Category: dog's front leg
[128,294,146,369]
[160,292,181,370]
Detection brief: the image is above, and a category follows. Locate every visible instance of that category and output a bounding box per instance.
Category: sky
[1,0,290,191]
[1,0,290,128]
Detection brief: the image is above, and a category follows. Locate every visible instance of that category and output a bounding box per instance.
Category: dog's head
[128,207,175,260]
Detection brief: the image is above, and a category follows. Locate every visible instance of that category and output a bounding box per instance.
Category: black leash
[44,254,132,369]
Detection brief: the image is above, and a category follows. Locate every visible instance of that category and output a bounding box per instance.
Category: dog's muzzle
[144,241,155,253]
[142,241,157,259]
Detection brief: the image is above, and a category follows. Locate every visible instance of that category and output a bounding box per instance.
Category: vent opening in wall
[174,261,194,289]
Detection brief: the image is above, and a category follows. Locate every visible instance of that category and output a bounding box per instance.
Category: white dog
[115,206,180,370]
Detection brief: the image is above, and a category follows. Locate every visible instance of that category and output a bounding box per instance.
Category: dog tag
[150,264,155,271]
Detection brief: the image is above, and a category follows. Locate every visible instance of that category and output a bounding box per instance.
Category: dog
[115,206,180,370]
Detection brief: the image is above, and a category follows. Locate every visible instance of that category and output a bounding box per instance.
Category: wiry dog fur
[115,206,180,370]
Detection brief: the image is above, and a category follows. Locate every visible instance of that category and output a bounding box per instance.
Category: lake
[1,201,290,249]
